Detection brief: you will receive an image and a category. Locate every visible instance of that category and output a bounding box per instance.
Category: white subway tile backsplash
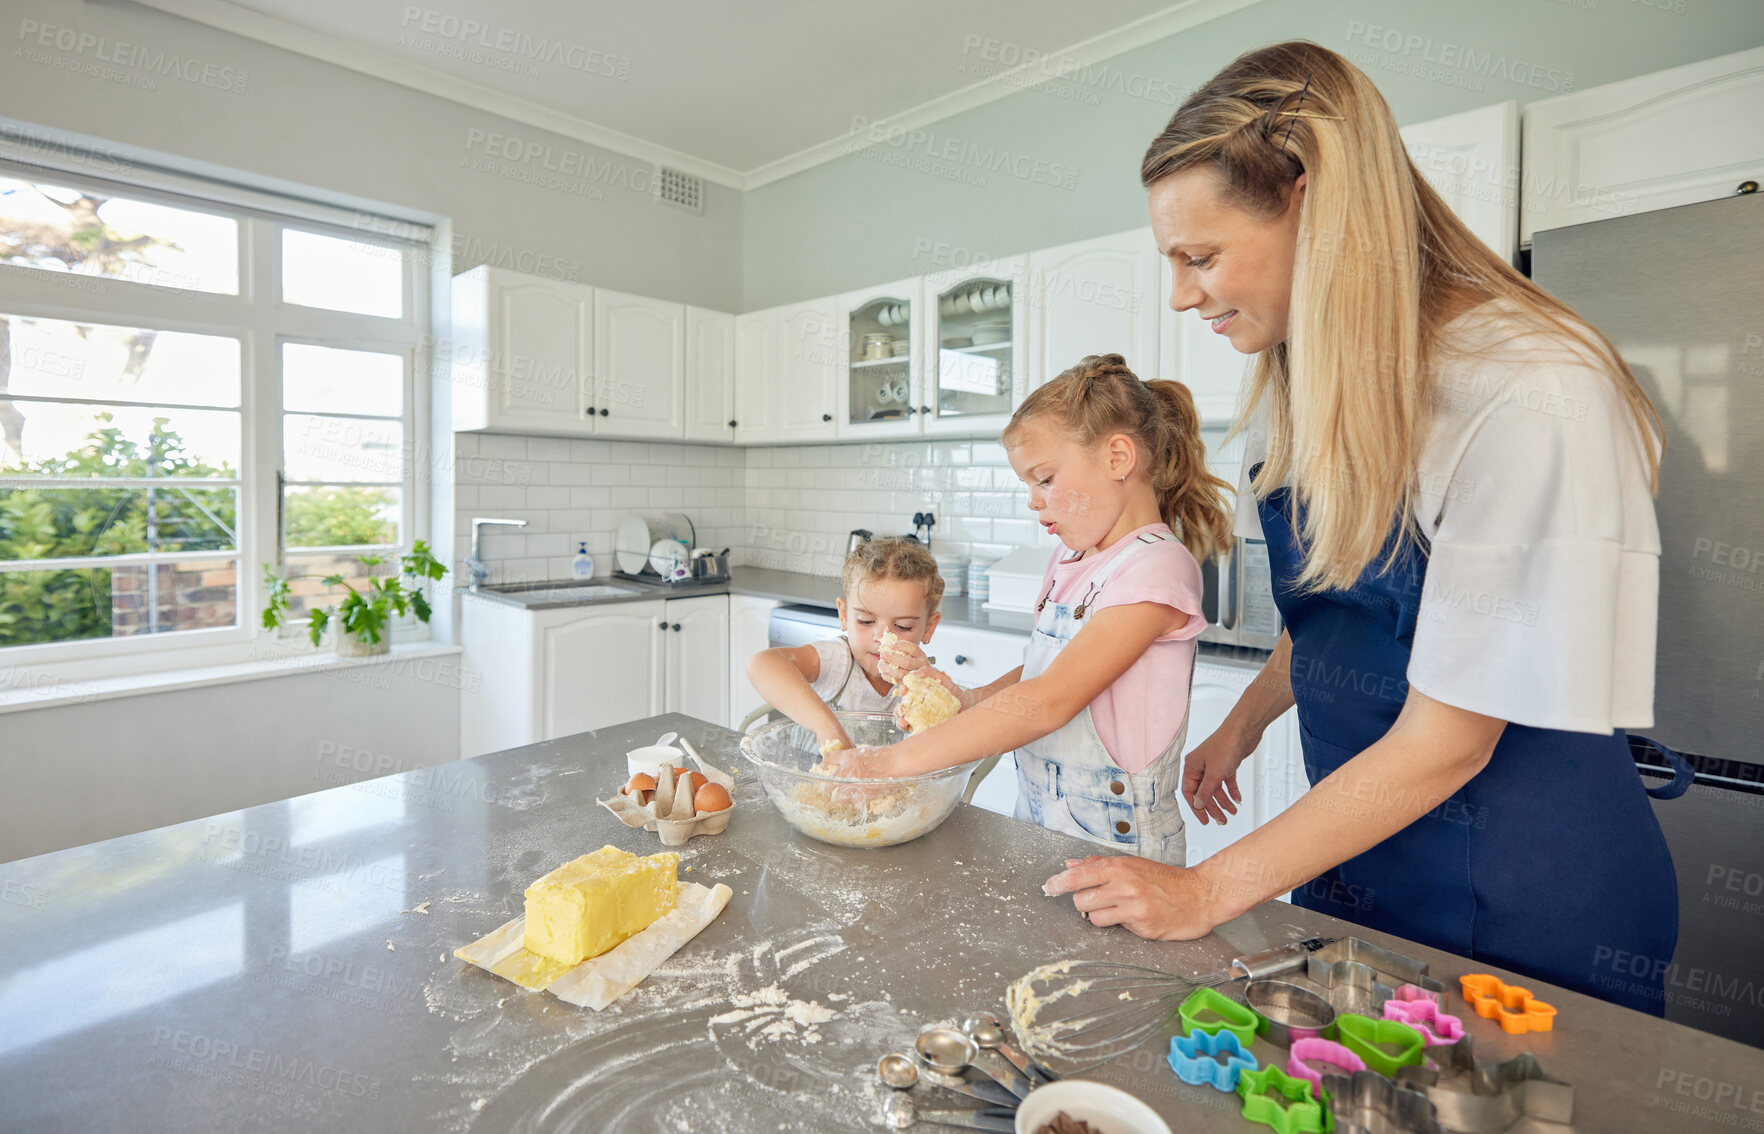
[476,434,527,460]
[526,438,573,461]
[524,486,571,509]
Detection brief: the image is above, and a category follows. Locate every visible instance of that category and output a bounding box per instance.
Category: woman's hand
[1182,725,1254,827]
[1042,855,1223,940]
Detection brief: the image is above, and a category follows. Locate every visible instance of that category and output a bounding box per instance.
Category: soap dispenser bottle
[570,542,594,580]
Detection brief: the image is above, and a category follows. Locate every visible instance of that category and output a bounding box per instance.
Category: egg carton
[599,747,735,846]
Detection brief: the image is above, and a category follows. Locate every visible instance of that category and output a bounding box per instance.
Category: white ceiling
[137,0,1261,187]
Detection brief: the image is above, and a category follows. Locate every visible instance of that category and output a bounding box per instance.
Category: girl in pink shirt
[829,352,1231,867]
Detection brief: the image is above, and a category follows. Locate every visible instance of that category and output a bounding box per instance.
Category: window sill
[0,641,464,715]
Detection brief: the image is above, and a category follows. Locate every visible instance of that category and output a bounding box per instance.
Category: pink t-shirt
[1037,523,1206,773]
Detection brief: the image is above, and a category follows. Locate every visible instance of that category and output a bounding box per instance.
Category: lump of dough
[523,846,679,964]
[819,737,849,758]
[900,671,961,734]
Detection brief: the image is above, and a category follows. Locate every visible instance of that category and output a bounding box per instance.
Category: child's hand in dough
[877,634,932,684]
[818,744,902,780]
[818,730,855,758]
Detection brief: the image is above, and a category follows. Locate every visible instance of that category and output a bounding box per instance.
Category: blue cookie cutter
[1169,1028,1260,1091]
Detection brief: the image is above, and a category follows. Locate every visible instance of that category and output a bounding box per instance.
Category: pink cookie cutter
[1384,986,1465,1046]
[1286,1038,1366,1097]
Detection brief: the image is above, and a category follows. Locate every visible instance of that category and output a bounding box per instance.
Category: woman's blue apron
[1256,472,1684,1015]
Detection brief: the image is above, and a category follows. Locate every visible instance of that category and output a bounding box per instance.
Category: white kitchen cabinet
[684,306,737,443]
[451,266,594,436]
[1521,45,1764,246]
[664,595,729,726]
[727,594,779,729]
[1025,229,1161,392]
[542,600,668,740]
[1158,256,1248,427]
[921,257,1029,438]
[930,623,1030,818]
[734,299,840,444]
[1180,659,1302,875]
[836,278,923,441]
[593,288,685,439]
[460,594,730,757]
[1401,101,1520,265]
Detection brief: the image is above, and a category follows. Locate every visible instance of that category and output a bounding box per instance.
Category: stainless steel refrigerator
[1533,189,1764,1046]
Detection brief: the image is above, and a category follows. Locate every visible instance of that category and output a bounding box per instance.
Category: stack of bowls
[933,552,967,598]
[967,556,997,602]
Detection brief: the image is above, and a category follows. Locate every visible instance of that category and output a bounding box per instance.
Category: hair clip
[1276,73,1342,153]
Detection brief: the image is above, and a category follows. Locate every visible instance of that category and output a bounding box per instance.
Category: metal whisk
[1006,937,1334,1067]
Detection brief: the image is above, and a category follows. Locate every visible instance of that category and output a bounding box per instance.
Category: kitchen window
[0,158,432,671]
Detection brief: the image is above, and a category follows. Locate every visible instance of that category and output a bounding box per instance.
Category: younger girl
[746,537,945,754]
[832,354,1232,866]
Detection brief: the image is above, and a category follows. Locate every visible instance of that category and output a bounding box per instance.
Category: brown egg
[693,782,732,814]
[624,772,656,804]
[682,771,709,797]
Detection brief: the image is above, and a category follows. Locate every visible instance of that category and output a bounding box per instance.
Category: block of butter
[522,845,679,965]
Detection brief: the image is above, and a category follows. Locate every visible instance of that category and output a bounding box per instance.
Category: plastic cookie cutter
[1168,1028,1259,1092]
[1336,1013,1426,1077]
[1236,1064,1331,1134]
[1321,1069,1446,1134]
[1458,974,1558,1035]
[1285,1037,1365,1097]
[1179,985,1261,1047]
[1394,1035,1575,1131]
[1382,991,1465,1046]
[1303,938,1449,1018]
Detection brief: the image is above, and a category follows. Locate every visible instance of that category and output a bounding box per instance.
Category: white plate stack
[932,552,967,598]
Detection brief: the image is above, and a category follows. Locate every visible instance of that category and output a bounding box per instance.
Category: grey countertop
[461,565,1271,669]
[2,713,1758,1132]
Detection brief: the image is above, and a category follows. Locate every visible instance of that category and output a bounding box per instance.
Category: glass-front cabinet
[922,256,1028,437]
[835,279,919,439]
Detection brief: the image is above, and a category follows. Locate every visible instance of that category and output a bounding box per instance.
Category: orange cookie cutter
[1458,974,1557,1035]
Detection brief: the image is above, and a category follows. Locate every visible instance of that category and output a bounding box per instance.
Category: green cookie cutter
[1179,985,1260,1046]
[1237,1063,1332,1134]
[1337,1012,1425,1076]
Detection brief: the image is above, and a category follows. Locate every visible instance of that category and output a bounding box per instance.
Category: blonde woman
[1044,41,1687,1015]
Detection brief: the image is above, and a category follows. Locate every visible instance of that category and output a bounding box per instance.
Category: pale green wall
[0,0,744,310]
[742,0,1764,309]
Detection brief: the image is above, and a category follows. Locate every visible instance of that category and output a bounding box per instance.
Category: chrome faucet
[467,517,528,591]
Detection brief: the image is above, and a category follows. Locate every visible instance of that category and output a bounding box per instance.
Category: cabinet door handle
[671,623,682,631]
[599,408,609,417]
[954,654,969,665]
[906,406,917,415]
[920,405,931,415]
[585,405,596,416]
[728,419,738,428]
[821,413,832,422]
[658,619,668,630]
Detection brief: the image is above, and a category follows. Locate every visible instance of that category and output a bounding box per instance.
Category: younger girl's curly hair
[840,536,947,614]
[1004,353,1233,560]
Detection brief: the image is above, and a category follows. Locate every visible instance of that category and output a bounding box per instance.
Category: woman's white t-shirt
[808,637,896,713]
[1234,298,1660,734]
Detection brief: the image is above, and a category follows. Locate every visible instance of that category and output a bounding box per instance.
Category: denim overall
[1257,472,1686,1014]
[1013,531,1189,866]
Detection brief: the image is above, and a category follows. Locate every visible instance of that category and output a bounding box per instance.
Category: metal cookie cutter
[1303,939,1448,1017]
[1394,1035,1575,1131]
[1383,991,1465,1046]
[1236,1064,1330,1134]
[1247,979,1338,1045]
[1168,1028,1258,1092]
[1458,974,1558,1034]
[1321,1069,1446,1134]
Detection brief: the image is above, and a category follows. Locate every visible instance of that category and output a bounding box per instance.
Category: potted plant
[261,541,446,657]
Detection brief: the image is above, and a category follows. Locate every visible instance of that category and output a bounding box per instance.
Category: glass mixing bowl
[739,712,979,848]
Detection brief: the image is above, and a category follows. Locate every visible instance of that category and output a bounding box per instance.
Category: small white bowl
[1013,1080,1173,1134]
[626,744,683,779]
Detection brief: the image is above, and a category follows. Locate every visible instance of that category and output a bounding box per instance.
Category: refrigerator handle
[1219,542,1238,631]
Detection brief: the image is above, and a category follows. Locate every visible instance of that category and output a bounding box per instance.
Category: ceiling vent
[653,165,703,214]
